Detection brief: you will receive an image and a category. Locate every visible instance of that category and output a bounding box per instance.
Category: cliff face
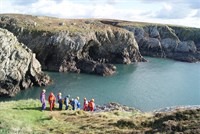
[0,14,199,78]
[0,28,51,97]
[101,20,200,62]
[0,14,145,76]
[16,29,144,75]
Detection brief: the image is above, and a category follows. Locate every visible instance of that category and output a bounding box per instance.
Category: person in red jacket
[83,98,88,111]
[48,92,56,111]
[88,99,95,111]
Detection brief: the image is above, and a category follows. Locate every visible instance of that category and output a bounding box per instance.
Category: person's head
[67,94,70,98]
[42,89,46,93]
[58,92,62,96]
[84,98,87,101]
[91,99,94,102]
[50,92,53,95]
[77,96,79,100]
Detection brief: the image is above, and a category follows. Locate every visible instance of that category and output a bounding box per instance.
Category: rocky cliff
[101,20,200,62]
[0,14,145,76]
[0,14,199,78]
[0,28,51,97]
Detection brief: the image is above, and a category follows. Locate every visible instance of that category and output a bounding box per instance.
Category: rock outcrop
[0,28,51,97]
[0,14,146,76]
[96,102,139,112]
[102,21,200,62]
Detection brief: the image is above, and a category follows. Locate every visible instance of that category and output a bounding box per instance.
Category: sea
[1,57,200,112]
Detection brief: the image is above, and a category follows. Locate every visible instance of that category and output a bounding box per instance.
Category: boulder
[76,59,116,76]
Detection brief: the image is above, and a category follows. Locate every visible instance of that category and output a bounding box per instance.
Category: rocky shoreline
[96,102,200,113]
[102,20,200,63]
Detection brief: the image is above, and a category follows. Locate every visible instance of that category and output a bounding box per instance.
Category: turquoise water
[1,57,200,111]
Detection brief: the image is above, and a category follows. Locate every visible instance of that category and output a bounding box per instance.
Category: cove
[1,57,200,111]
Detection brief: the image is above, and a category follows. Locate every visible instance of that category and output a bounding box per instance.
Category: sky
[0,0,200,28]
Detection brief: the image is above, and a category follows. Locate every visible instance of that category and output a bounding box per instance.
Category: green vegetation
[0,100,199,134]
[0,14,125,34]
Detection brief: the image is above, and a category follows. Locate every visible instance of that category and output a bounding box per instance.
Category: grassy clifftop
[101,19,200,43]
[0,100,199,134]
[0,14,128,34]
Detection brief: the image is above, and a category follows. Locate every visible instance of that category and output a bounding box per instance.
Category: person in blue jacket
[77,101,81,109]
[40,89,46,111]
[73,96,79,110]
[57,92,62,110]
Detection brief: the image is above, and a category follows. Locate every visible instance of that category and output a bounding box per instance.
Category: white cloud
[0,0,199,28]
[153,2,193,19]
[163,3,172,11]
[189,1,200,9]
[195,10,200,17]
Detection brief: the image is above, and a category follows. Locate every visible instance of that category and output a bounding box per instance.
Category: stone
[76,59,116,76]
[59,22,65,26]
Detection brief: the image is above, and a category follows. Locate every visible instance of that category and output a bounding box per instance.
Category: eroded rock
[0,28,51,97]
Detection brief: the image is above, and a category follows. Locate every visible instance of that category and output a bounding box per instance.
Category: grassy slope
[0,100,200,134]
[0,14,127,34]
[0,99,142,134]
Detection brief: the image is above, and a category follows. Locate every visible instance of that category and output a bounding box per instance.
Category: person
[88,99,95,111]
[83,98,88,111]
[77,102,81,109]
[64,95,70,110]
[73,96,79,110]
[70,98,74,110]
[57,92,62,110]
[40,89,46,111]
[48,92,56,111]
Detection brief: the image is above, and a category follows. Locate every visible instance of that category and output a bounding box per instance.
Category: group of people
[40,89,95,112]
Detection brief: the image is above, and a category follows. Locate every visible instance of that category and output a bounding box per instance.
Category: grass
[0,99,141,134]
[0,14,127,34]
[0,99,199,134]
